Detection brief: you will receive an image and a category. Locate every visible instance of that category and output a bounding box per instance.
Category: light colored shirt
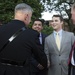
[71,50,75,65]
[53,29,62,43]
[39,33,42,44]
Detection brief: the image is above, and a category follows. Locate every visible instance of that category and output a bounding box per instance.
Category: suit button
[59,55,60,56]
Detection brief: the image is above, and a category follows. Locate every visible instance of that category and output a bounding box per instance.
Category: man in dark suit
[30,19,48,75]
[0,3,47,75]
[68,3,75,75]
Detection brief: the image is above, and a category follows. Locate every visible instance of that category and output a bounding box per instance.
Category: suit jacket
[44,30,75,75]
[30,33,47,74]
[68,41,75,75]
[0,20,47,75]
[41,33,48,49]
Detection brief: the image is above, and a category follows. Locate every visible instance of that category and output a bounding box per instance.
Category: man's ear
[26,14,29,18]
[24,14,28,20]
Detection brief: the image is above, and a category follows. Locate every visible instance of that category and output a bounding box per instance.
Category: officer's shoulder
[27,28,39,35]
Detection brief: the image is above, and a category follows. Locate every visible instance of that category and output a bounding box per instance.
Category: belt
[0,58,25,67]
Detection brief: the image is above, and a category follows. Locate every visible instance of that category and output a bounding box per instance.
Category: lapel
[41,33,44,45]
[40,33,46,49]
[50,33,60,53]
[60,30,66,52]
[41,33,47,46]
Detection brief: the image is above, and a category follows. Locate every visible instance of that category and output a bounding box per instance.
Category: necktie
[56,33,60,51]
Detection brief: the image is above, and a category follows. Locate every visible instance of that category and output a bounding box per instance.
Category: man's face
[32,21,43,33]
[52,17,63,31]
[71,8,75,24]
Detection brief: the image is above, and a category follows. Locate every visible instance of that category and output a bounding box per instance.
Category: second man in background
[30,19,48,75]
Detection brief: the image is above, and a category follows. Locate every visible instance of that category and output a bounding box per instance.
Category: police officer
[0,3,47,75]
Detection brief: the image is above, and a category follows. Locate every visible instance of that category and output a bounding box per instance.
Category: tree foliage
[41,0,75,18]
[0,0,44,23]
[0,0,54,35]
[42,25,53,35]
[41,0,75,31]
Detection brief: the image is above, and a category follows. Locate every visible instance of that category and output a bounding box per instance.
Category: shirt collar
[39,32,42,37]
[54,29,62,35]
[53,29,63,37]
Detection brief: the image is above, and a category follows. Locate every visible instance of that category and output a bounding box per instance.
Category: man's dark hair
[33,19,45,25]
[52,15,64,22]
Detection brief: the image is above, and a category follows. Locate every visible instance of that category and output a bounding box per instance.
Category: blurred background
[0,0,75,34]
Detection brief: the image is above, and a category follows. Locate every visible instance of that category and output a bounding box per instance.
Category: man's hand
[37,64,44,70]
[47,60,50,68]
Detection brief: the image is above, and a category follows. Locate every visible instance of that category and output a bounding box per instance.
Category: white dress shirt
[39,33,42,44]
[71,50,75,65]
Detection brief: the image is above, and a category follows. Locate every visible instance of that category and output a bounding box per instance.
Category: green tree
[42,25,53,35]
[0,0,44,23]
[41,0,75,31]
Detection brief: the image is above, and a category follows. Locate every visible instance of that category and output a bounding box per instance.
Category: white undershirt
[71,50,75,65]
